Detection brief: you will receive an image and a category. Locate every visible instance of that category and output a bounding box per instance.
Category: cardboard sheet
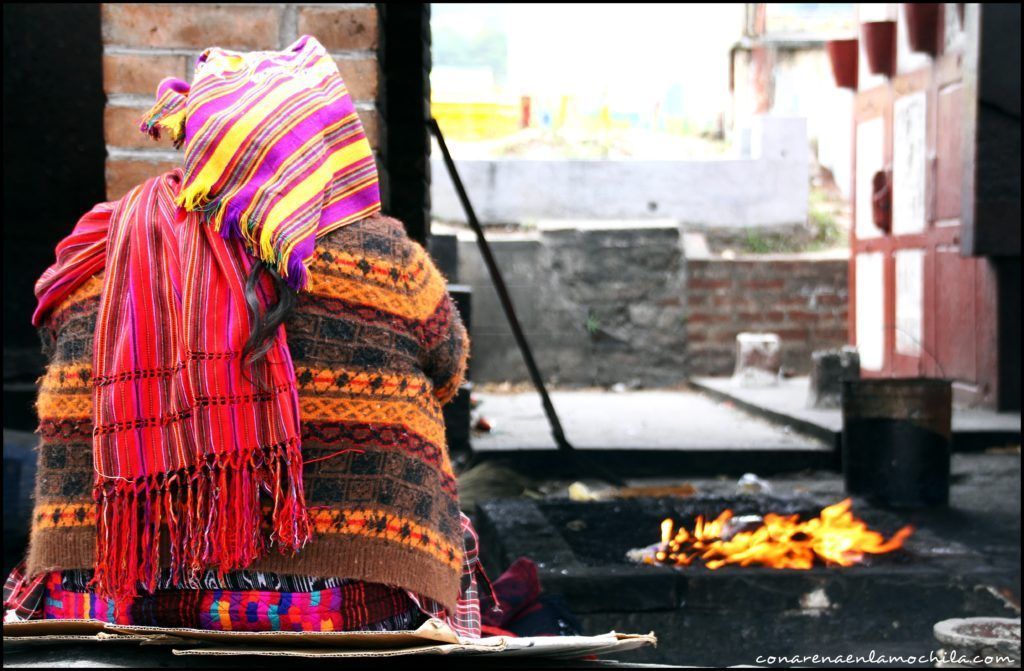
[170,633,657,659]
[3,618,657,659]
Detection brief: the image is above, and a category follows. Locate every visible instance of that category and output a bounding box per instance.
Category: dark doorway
[3,4,105,430]
[379,3,432,244]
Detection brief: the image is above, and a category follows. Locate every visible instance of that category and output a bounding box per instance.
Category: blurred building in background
[429,3,1020,411]
[3,3,1019,426]
[844,3,1019,410]
[431,3,742,156]
[729,3,857,198]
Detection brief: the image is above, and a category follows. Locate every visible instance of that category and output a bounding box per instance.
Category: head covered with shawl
[142,34,381,290]
[32,35,381,600]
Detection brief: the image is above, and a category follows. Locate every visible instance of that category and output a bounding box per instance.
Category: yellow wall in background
[432,100,521,141]
[432,96,700,143]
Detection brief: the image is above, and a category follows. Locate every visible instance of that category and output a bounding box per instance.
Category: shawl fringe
[91,437,310,601]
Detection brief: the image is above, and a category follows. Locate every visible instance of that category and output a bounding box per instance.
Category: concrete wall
[459,222,687,386]
[434,117,809,227]
[101,3,380,199]
[731,43,854,199]
[457,223,848,385]
[771,48,853,200]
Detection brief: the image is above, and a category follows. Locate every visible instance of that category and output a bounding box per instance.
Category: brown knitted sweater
[27,213,470,610]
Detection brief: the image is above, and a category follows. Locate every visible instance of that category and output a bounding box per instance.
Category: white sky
[435,3,745,123]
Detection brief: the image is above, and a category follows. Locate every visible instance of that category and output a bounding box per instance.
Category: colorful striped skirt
[6,566,425,632]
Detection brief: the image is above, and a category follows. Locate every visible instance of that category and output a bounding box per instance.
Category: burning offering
[636,498,913,570]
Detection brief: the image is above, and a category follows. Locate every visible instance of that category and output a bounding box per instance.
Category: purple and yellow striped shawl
[141,34,381,291]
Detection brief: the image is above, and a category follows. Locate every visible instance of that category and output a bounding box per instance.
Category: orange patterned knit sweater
[26,213,470,610]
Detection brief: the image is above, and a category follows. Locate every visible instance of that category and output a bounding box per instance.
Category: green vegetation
[740,187,848,254]
[743,229,779,254]
[807,188,846,250]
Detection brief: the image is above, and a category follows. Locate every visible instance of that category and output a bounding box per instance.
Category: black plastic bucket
[842,378,952,508]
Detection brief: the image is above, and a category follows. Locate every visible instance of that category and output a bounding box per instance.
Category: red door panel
[935,84,963,221]
[933,248,978,382]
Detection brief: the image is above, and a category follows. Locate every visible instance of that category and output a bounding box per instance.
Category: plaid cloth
[408,512,501,639]
[36,171,311,601]
[4,512,493,639]
[2,565,46,622]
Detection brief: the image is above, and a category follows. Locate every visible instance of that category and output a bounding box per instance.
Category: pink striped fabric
[31,34,384,606]
[140,34,381,291]
[32,203,114,327]
[57,170,312,601]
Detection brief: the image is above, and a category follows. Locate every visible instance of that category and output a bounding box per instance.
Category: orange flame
[647,499,913,570]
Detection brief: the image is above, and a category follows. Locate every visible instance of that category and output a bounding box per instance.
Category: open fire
[479,496,1010,667]
[644,498,914,570]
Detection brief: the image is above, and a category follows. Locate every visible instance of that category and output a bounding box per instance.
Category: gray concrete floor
[692,376,1022,436]
[470,388,831,451]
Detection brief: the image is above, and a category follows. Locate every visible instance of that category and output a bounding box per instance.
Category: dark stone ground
[671,451,1021,597]
[470,451,1021,667]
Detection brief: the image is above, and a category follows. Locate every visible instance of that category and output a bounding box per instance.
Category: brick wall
[101,3,380,199]
[457,226,849,385]
[686,257,849,375]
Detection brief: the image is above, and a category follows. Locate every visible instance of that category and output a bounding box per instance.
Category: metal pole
[430,119,622,487]
[429,118,574,451]
[428,120,626,486]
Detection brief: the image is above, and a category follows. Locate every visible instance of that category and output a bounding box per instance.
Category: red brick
[299,6,378,51]
[708,297,751,311]
[686,293,712,307]
[688,279,731,290]
[772,328,810,341]
[334,57,379,103]
[742,279,785,290]
[787,310,824,323]
[106,158,180,200]
[815,293,847,306]
[694,269,734,281]
[104,53,188,95]
[736,311,785,323]
[357,108,380,150]
[105,106,180,149]
[102,4,280,49]
[687,343,733,353]
[812,328,850,341]
[689,349,733,357]
[686,313,732,324]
